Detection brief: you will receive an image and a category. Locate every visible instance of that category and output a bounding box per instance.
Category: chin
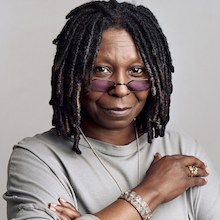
[99,119,134,130]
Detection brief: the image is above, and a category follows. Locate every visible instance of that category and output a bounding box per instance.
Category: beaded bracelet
[119,190,152,220]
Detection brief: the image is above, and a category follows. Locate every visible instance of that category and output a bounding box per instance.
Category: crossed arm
[48,153,209,220]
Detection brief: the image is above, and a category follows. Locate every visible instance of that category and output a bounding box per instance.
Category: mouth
[102,107,132,117]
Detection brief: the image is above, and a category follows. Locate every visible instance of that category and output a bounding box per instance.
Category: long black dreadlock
[49,0,174,154]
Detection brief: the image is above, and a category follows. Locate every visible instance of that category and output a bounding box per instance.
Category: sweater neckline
[79,133,149,156]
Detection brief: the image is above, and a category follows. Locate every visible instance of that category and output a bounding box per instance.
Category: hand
[49,198,81,220]
[135,153,209,208]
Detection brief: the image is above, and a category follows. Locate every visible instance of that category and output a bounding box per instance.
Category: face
[81,28,150,132]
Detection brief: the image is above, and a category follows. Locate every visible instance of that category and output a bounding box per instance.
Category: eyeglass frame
[84,78,151,92]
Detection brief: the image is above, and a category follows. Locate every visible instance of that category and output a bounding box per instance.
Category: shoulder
[163,129,196,143]
[9,128,78,183]
[15,128,73,154]
[12,128,75,167]
[152,129,205,157]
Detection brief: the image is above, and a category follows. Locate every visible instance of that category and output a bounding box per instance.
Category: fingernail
[59,198,67,203]
[154,152,159,157]
[49,203,57,212]
[203,163,208,168]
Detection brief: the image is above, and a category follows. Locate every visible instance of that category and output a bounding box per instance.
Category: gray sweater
[4,129,220,219]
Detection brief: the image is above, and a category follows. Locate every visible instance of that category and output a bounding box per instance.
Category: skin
[80,28,150,145]
[49,198,81,220]
[49,28,209,220]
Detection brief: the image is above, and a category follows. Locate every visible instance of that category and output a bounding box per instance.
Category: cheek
[133,91,150,115]
[80,90,103,108]
[136,90,150,103]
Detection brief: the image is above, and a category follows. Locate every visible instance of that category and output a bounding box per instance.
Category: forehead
[100,28,137,48]
[96,28,142,62]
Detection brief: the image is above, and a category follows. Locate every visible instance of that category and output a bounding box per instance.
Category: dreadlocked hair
[49,0,174,154]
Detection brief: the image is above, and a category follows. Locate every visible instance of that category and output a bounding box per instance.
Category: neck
[79,121,141,191]
[81,122,137,146]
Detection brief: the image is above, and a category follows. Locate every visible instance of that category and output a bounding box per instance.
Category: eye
[93,66,112,78]
[94,66,109,73]
[128,66,147,78]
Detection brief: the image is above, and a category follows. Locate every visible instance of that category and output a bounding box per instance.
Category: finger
[155,154,207,170]
[58,198,77,211]
[186,165,209,177]
[188,176,208,188]
[49,203,81,219]
[170,155,208,175]
[57,209,81,220]
[152,152,162,164]
[155,152,162,159]
[55,204,80,217]
[173,155,207,169]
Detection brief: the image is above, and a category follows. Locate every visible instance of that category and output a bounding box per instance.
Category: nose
[108,83,130,97]
[108,70,130,97]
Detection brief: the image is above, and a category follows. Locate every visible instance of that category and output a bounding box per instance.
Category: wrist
[133,185,162,212]
[119,190,152,220]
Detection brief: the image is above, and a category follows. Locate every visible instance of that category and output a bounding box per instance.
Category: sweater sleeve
[183,137,220,220]
[4,145,75,220]
[193,148,220,220]
[4,141,101,220]
[4,146,68,219]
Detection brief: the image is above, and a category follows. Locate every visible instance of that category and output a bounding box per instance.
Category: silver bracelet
[119,190,152,220]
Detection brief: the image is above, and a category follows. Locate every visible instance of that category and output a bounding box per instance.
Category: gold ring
[188,165,199,177]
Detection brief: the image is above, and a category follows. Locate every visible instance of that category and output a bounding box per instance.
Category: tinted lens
[127,79,150,91]
[91,79,115,92]
[91,79,150,92]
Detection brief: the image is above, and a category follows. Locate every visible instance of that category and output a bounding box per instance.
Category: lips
[102,107,132,117]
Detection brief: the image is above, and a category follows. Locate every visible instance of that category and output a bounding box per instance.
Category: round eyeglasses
[90,78,150,92]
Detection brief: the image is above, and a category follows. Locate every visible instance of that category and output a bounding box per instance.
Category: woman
[4,0,220,219]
